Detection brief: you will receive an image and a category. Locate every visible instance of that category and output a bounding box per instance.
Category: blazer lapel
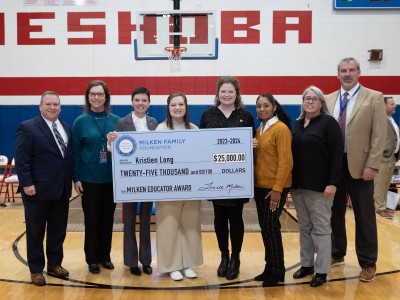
[347,86,367,125]
[38,117,62,154]
[123,114,136,131]
[327,91,339,113]
[388,117,396,134]
[146,116,158,130]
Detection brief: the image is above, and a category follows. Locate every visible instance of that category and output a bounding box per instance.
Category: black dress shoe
[262,273,285,287]
[143,265,152,275]
[293,266,314,279]
[102,261,114,270]
[130,267,142,276]
[88,263,100,274]
[310,273,327,287]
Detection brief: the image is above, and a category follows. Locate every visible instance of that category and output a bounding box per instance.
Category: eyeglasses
[303,97,320,103]
[89,92,105,98]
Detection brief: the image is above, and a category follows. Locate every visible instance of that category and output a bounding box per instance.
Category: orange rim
[165,46,187,58]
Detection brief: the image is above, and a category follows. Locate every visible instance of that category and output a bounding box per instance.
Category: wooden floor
[1,200,400,300]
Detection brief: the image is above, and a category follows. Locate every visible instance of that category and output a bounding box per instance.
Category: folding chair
[4,158,20,204]
[0,155,9,204]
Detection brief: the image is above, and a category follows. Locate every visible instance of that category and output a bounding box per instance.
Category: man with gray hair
[326,57,386,282]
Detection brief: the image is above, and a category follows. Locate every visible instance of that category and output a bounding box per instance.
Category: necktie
[53,122,66,156]
[339,92,348,144]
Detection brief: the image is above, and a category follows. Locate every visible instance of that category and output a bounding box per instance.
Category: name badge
[99,151,107,164]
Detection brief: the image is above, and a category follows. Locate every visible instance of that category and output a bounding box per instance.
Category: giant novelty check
[111,127,254,202]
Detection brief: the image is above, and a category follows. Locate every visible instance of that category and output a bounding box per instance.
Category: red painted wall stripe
[0,76,399,96]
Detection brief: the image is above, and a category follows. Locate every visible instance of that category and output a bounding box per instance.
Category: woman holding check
[107,86,158,276]
[155,92,203,281]
[200,76,255,280]
[72,80,119,274]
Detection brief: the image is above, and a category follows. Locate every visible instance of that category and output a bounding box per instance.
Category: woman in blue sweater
[72,80,119,274]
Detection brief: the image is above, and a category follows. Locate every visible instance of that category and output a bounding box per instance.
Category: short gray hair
[337,57,361,72]
[297,85,330,120]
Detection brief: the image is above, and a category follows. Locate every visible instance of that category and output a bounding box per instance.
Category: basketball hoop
[165,46,187,72]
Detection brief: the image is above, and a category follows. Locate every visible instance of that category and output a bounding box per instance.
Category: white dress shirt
[259,116,278,135]
[42,115,68,154]
[389,115,400,153]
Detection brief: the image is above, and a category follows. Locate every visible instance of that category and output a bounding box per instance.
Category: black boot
[262,272,285,287]
[217,251,230,277]
[254,264,271,281]
[226,253,240,280]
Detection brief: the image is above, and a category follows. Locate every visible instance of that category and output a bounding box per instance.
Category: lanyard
[89,113,108,151]
[339,85,361,114]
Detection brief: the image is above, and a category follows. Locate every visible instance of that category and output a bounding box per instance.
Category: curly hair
[214,76,244,109]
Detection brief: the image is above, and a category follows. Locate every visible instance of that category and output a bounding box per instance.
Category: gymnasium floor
[0,199,399,300]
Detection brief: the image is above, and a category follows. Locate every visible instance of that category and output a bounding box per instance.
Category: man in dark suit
[15,91,73,286]
[374,96,399,219]
[326,57,386,282]
[107,86,157,276]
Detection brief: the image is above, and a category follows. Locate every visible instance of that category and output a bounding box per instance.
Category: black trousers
[81,182,116,265]
[331,155,377,268]
[23,194,69,273]
[213,202,244,254]
[254,187,288,275]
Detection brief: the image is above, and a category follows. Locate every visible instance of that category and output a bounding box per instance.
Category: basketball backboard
[134,11,218,60]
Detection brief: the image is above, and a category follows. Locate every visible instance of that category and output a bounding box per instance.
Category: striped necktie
[52,122,66,156]
[339,92,348,144]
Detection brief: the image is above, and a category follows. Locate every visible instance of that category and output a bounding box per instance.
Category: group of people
[15,57,391,288]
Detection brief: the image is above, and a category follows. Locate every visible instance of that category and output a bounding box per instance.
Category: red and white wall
[1,0,399,158]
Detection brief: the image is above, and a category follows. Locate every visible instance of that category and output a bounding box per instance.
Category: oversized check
[111,127,254,202]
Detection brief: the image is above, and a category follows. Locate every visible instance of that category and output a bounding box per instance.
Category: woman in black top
[291,85,343,287]
[200,76,255,280]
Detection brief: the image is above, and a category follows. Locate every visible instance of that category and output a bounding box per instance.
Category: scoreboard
[334,0,400,9]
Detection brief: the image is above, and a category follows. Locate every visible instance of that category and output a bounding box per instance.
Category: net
[165,46,187,72]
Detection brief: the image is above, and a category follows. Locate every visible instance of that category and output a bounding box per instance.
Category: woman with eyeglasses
[290,86,343,287]
[72,80,119,274]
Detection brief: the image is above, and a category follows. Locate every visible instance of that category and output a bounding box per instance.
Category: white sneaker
[182,267,197,278]
[169,270,183,281]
